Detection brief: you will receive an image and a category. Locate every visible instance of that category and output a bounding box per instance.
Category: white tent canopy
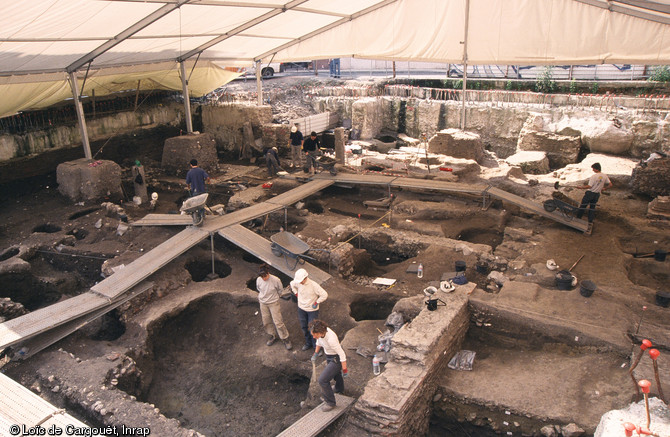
[1,0,669,118]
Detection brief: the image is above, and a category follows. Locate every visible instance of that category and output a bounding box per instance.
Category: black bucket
[455,261,467,272]
[656,291,670,308]
[475,261,489,274]
[580,280,596,298]
[555,270,574,290]
[654,250,667,262]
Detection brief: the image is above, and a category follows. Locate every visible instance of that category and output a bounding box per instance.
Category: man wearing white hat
[288,123,304,169]
[290,268,328,351]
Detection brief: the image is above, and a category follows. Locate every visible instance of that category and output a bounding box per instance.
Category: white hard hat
[291,126,297,133]
[294,268,308,282]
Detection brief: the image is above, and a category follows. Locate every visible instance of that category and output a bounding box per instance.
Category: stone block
[632,157,670,197]
[428,129,484,163]
[582,121,634,155]
[161,133,217,176]
[506,151,550,174]
[261,123,291,151]
[517,131,581,169]
[56,158,122,202]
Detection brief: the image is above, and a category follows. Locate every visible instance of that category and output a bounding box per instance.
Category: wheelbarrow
[543,197,583,221]
[304,154,338,176]
[270,231,316,270]
[180,193,209,226]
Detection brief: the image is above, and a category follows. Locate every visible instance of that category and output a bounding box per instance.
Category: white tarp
[0,0,669,116]
[0,61,241,117]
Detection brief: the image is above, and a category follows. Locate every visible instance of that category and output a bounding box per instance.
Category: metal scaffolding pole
[460,0,470,130]
[68,72,92,160]
[180,61,194,133]
[256,60,263,106]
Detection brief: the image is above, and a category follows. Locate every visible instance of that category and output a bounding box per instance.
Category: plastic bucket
[455,260,467,272]
[656,291,670,308]
[579,280,596,298]
[555,270,574,290]
[654,250,667,262]
[475,261,489,274]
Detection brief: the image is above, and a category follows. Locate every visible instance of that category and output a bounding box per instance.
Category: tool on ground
[639,379,652,429]
[568,254,585,272]
[630,339,653,399]
[635,306,648,336]
[648,349,666,404]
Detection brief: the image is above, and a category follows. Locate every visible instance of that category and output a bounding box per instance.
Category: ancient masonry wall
[0,103,183,163]
[350,289,471,435]
[312,96,670,160]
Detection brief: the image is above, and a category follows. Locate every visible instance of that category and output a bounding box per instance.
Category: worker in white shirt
[309,319,348,412]
[290,268,328,351]
[256,264,292,350]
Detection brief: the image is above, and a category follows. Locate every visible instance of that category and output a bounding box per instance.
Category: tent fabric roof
[0,0,669,117]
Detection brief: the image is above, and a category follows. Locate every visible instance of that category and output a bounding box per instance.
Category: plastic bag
[448,350,476,371]
[384,312,404,332]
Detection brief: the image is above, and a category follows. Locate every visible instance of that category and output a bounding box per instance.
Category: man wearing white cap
[288,123,303,169]
[290,268,328,351]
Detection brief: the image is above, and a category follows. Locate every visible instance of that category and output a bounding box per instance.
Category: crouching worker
[257,264,292,350]
[265,147,281,177]
[309,319,348,412]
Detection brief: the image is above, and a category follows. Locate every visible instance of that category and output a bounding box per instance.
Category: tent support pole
[180,61,194,134]
[68,72,92,160]
[460,0,470,130]
[256,60,263,106]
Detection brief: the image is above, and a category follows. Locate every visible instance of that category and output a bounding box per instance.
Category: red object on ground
[649,349,660,360]
[623,422,636,436]
[439,167,453,172]
[641,339,652,350]
[262,182,273,189]
[639,380,652,393]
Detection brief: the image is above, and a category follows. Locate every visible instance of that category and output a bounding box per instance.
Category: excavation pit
[350,294,399,321]
[185,259,231,282]
[142,293,310,436]
[32,223,62,234]
[0,247,19,261]
[68,207,100,220]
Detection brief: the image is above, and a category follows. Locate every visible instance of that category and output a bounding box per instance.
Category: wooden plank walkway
[218,225,331,285]
[309,173,587,231]
[0,293,110,350]
[276,394,355,437]
[486,187,588,232]
[0,373,90,432]
[15,282,153,360]
[131,214,194,226]
[92,226,209,299]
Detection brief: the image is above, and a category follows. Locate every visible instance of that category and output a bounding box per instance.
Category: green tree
[535,66,557,93]
[648,65,670,82]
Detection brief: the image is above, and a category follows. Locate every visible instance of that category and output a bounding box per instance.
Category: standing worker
[288,123,304,170]
[302,131,321,175]
[256,264,292,350]
[575,162,612,235]
[185,159,210,196]
[290,268,328,351]
[309,319,348,412]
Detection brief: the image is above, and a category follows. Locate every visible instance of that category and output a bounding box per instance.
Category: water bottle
[372,355,381,375]
[417,263,424,279]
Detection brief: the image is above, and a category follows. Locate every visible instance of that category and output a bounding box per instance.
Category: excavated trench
[0,248,107,310]
[140,293,310,437]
